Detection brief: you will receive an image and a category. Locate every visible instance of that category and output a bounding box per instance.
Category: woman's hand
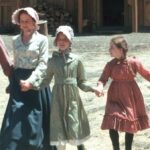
[20,80,32,92]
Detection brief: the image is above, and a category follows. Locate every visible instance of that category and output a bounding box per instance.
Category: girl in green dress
[38,25,99,150]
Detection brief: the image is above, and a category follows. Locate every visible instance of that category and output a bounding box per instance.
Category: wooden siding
[0,0,150,32]
[144,0,150,26]
[0,1,18,27]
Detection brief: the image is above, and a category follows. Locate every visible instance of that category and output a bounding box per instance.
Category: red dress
[99,57,150,133]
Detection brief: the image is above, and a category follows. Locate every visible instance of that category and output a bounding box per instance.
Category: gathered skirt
[0,68,55,150]
[101,80,150,133]
[50,84,90,146]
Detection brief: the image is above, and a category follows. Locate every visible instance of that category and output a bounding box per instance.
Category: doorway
[102,0,124,26]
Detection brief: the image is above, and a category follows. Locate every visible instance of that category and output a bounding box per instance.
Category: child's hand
[20,80,32,92]
[94,87,104,97]
[94,82,104,97]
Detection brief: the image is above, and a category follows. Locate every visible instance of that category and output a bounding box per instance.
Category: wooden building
[0,0,150,33]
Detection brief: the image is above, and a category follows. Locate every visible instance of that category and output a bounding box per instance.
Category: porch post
[17,0,20,8]
[64,0,67,9]
[78,0,83,33]
[132,0,138,32]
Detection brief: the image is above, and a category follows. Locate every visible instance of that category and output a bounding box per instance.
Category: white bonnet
[55,25,74,43]
[12,7,39,25]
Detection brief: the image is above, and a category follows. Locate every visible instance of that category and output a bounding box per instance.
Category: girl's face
[109,42,123,59]
[56,33,71,52]
[19,13,36,33]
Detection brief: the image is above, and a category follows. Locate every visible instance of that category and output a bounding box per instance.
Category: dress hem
[50,135,90,146]
[101,115,150,133]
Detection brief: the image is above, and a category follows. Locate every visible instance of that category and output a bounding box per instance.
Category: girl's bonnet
[55,25,74,43]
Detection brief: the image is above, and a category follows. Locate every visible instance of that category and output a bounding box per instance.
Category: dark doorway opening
[102,0,124,26]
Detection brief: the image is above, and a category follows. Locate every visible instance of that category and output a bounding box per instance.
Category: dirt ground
[1,33,150,150]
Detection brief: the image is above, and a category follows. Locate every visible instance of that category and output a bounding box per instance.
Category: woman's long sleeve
[32,59,54,89]
[26,37,49,87]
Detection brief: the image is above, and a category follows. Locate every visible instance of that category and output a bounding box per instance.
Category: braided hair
[111,36,128,59]
[111,36,135,76]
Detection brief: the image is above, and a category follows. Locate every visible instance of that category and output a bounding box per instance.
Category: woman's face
[19,13,36,33]
[109,42,123,59]
[56,33,71,52]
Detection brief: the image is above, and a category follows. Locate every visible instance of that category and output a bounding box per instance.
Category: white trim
[50,135,90,146]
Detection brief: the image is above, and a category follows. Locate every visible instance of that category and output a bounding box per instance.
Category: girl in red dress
[96,36,150,150]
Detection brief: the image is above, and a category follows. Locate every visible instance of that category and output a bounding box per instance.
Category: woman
[0,7,56,150]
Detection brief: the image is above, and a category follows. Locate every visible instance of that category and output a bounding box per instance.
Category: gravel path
[1,33,150,150]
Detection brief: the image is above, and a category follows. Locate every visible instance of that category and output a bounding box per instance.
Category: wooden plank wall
[65,0,77,15]
[144,0,150,26]
[83,0,96,21]
[138,0,144,26]
[0,1,17,27]
[45,0,78,27]
[45,0,77,15]
[124,0,133,30]
[46,0,65,8]
[1,0,150,31]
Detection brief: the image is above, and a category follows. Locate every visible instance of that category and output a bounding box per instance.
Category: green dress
[41,51,94,146]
